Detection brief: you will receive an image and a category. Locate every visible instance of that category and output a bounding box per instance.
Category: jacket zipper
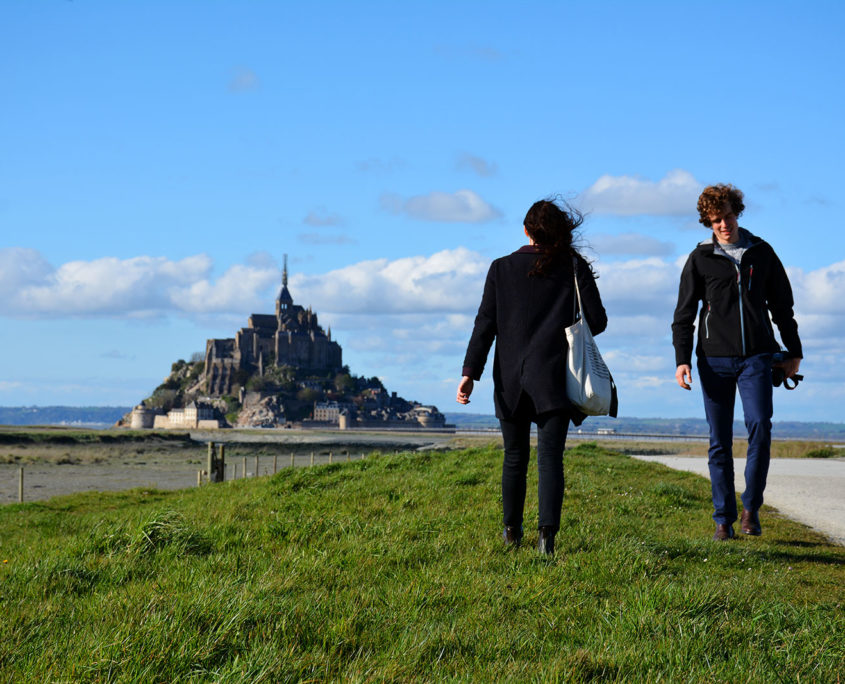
[704,302,711,339]
[708,234,759,356]
[735,264,746,355]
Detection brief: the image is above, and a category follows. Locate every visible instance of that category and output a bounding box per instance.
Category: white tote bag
[565,263,617,417]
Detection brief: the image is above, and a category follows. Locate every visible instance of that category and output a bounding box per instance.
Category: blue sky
[2,1,844,422]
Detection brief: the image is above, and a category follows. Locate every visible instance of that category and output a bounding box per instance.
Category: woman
[672,184,802,540]
[457,199,608,555]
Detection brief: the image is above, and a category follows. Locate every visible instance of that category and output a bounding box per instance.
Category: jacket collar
[514,245,542,254]
[698,227,762,250]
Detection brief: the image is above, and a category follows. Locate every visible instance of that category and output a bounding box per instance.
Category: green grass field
[1,444,842,681]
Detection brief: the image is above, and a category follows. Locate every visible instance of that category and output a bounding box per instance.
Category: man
[672,184,802,540]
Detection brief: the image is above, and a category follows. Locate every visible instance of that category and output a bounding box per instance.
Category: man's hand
[675,364,693,390]
[456,376,474,404]
[774,356,802,379]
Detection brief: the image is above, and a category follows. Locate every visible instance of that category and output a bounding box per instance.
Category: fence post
[207,442,215,482]
[197,470,202,486]
[310,452,314,467]
[329,451,333,464]
[242,456,247,478]
[18,467,24,503]
[217,444,226,482]
[273,453,278,474]
[255,455,259,478]
[290,452,294,468]
[346,451,350,462]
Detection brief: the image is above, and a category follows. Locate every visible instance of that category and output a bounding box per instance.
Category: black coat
[672,229,802,366]
[462,246,608,421]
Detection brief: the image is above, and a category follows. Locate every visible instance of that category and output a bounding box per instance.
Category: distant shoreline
[2,406,845,441]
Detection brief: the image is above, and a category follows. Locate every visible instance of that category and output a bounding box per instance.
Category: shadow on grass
[756,550,845,566]
[777,539,836,549]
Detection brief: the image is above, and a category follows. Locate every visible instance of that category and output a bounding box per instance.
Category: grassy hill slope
[1,444,842,681]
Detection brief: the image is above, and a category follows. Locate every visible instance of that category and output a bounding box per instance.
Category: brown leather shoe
[713,523,735,541]
[741,509,762,536]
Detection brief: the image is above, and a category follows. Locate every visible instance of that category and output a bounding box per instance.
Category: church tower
[276,254,294,317]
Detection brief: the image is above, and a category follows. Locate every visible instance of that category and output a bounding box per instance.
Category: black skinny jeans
[499,394,569,532]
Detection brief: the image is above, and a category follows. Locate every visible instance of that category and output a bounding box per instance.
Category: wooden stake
[207,442,215,482]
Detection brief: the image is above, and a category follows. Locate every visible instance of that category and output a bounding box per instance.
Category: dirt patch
[0,427,462,504]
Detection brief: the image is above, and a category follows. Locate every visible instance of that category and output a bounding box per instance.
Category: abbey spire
[276,253,293,316]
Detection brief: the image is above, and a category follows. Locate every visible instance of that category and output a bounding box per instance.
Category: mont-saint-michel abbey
[126,257,448,431]
[204,262,342,396]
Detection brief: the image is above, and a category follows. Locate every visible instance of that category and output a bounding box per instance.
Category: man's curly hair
[697,184,745,227]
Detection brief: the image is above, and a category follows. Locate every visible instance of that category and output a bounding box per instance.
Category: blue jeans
[697,353,773,525]
[499,393,569,531]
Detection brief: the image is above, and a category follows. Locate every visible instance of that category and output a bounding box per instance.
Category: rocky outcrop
[235,395,286,428]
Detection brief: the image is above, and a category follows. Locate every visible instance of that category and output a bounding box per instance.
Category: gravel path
[632,455,845,546]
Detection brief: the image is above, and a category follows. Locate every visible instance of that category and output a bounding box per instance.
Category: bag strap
[572,256,583,321]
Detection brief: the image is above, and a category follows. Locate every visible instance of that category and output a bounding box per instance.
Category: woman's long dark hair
[523,198,583,277]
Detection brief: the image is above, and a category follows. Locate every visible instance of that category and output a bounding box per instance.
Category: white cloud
[0,249,279,318]
[789,261,845,315]
[602,350,666,373]
[0,248,53,292]
[170,262,280,313]
[593,257,681,314]
[292,248,489,314]
[581,169,702,216]
[380,189,502,223]
[600,314,669,339]
[456,153,498,177]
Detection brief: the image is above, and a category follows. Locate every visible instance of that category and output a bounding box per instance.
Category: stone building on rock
[203,258,342,396]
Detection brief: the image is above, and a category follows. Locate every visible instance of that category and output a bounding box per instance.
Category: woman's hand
[456,376,474,404]
[675,364,692,390]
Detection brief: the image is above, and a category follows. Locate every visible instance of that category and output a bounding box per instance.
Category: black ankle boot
[537,526,555,555]
[503,526,523,548]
